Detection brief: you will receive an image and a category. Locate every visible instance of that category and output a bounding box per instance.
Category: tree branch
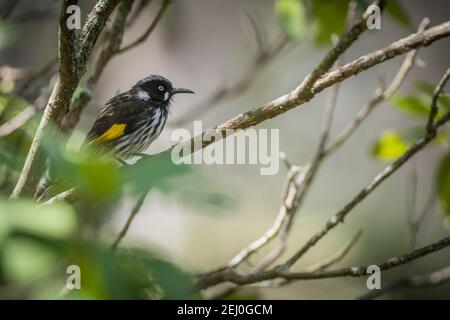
[62,0,134,134]
[11,0,120,198]
[197,235,450,288]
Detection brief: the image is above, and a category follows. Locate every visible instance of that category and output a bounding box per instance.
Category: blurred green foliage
[275,0,412,45]
[0,21,16,49]
[275,0,306,41]
[437,154,450,218]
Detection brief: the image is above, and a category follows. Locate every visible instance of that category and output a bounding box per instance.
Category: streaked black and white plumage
[85,75,194,158]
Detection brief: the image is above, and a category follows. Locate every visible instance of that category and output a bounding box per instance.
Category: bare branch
[197,235,450,289]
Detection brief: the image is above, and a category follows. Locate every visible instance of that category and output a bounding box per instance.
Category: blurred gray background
[1,0,450,299]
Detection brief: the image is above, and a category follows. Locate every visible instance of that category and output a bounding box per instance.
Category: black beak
[171,87,195,95]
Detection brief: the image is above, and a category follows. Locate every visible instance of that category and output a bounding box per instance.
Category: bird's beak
[171,87,195,95]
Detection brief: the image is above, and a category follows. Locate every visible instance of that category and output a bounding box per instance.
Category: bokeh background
[1,0,449,299]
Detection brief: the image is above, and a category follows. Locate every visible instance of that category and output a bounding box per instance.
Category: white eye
[158,85,164,91]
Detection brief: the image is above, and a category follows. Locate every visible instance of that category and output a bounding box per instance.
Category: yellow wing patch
[91,123,126,144]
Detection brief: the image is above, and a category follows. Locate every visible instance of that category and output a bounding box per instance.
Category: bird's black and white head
[133,74,194,103]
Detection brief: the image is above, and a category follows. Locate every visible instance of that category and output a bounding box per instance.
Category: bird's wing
[86,94,154,145]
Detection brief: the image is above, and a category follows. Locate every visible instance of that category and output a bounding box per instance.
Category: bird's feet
[115,157,130,167]
[133,152,150,158]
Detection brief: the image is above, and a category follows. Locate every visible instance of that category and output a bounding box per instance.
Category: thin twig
[305,230,363,272]
[117,0,172,53]
[1,0,19,19]
[15,57,58,97]
[359,265,450,299]
[426,68,450,131]
[111,190,149,251]
[257,229,363,288]
[171,35,289,127]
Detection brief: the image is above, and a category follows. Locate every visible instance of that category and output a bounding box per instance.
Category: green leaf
[124,151,191,193]
[415,80,435,96]
[2,237,59,283]
[129,250,199,299]
[0,21,16,49]
[310,0,349,45]
[390,94,430,118]
[42,133,122,200]
[372,128,447,162]
[0,198,77,240]
[275,0,306,41]
[372,130,409,161]
[437,153,450,218]
[385,0,413,29]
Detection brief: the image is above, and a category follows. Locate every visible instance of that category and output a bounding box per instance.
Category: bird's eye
[158,85,164,91]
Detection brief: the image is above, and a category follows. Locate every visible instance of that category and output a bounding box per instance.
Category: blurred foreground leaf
[124,151,191,193]
[310,0,349,45]
[0,198,76,283]
[275,0,306,41]
[61,245,198,300]
[0,198,77,243]
[0,21,16,49]
[390,94,431,118]
[437,153,450,218]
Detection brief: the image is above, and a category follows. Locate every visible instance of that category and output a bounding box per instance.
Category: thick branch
[11,0,120,198]
[62,0,133,134]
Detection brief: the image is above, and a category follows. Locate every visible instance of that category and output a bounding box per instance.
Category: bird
[35,75,193,200]
[85,74,194,160]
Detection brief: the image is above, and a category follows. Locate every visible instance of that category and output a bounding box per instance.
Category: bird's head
[134,74,194,103]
